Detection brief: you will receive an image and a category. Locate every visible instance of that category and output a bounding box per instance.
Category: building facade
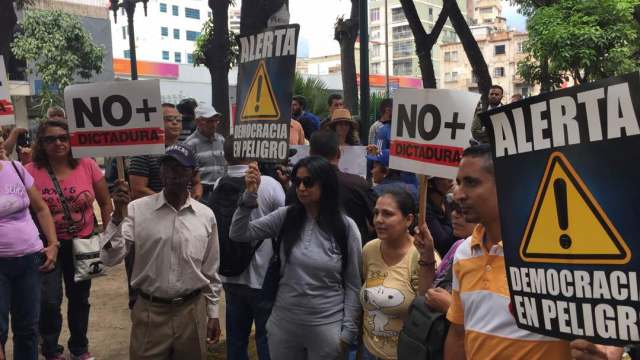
[110,1,241,65]
[367,0,467,80]
[439,0,539,99]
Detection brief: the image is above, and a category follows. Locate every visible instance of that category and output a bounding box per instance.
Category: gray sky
[289,0,527,58]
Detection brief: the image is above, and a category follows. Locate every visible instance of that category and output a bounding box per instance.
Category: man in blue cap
[367,149,418,203]
[102,144,222,360]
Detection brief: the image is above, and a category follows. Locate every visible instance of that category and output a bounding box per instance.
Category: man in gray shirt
[184,102,226,204]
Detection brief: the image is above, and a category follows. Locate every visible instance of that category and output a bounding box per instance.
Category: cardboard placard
[0,56,15,126]
[289,145,368,179]
[63,79,165,158]
[232,24,299,162]
[389,88,480,179]
[481,73,640,346]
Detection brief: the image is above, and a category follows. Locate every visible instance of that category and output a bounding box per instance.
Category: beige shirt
[100,191,221,318]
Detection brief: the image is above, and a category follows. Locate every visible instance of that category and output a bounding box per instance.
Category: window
[479,7,493,14]
[186,30,200,41]
[173,29,180,39]
[444,50,458,62]
[392,7,405,22]
[371,44,381,57]
[393,59,413,75]
[175,52,181,63]
[428,7,433,21]
[122,26,127,39]
[494,67,505,77]
[521,87,530,97]
[393,41,413,58]
[159,3,167,12]
[185,7,200,19]
[172,5,179,16]
[494,44,506,55]
[371,62,381,74]
[208,11,212,18]
[187,53,194,64]
[517,42,524,53]
[161,26,168,37]
[370,26,380,40]
[445,72,459,82]
[123,50,130,59]
[370,8,380,22]
[162,51,169,60]
[392,25,411,40]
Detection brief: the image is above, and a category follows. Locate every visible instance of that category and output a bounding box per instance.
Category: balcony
[512,74,525,84]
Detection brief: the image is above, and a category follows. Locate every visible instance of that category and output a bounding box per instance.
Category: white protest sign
[389,88,481,179]
[64,80,165,158]
[0,56,15,126]
[290,145,367,179]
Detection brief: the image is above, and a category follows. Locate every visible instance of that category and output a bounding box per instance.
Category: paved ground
[6,263,257,359]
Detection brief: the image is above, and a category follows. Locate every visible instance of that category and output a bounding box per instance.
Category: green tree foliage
[518,0,640,87]
[293,73,330,119]
[193,17,238,69]
[11,10,103,113]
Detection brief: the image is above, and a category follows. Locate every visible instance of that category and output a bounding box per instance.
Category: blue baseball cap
[161,144,197,168]
[366,149,390,168]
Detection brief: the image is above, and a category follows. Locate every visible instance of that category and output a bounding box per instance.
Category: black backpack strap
[10,161,26,186]
[45,164,77,235]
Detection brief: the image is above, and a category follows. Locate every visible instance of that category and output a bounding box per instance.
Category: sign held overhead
[233,24,299,162]
[64,79,165,158]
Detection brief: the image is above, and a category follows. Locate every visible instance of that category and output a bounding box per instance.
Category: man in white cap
[184,102,227,203]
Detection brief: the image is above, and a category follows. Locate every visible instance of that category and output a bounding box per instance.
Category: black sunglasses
[41,134,70,144]
[292,176,317,189]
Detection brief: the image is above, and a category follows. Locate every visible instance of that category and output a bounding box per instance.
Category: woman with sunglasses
[0,135,58,360]
[360,188,437,360]
[230,156,362,360]
[25,120,112,360]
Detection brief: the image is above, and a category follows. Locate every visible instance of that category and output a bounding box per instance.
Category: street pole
[359,0,370,143]
[110,0,149,81]
[384,0,389,95]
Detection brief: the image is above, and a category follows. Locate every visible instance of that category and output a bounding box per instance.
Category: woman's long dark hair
[281,156,349,271]
[32,120,78,169]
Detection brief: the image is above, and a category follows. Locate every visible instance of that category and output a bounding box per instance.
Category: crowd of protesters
[0,87,635,360]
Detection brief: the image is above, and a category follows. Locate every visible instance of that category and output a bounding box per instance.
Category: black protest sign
[481,73,640,346]
[233,24,299,162]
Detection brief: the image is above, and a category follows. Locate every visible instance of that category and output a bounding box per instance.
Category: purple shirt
[0,161,43,257]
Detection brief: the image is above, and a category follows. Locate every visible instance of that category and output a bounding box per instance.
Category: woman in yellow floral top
[360,188,437,359]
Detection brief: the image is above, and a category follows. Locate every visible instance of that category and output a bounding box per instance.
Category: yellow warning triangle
[520,152,631,265]
[240,60,280,121]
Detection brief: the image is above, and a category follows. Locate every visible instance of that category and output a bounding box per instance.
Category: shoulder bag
[46,164,106,282]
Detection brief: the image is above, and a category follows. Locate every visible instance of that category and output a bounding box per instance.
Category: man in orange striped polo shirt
[444,144,571,360]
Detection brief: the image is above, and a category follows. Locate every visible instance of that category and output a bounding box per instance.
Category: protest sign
[481,73,640,346]
[290,145,367,178]
[389,88,480,179]
[64,79,164,158]
[0,56,15,126]
[233,24,299,162]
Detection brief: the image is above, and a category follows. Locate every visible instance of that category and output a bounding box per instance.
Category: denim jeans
[40,241,91,357]
[0,251,42,360]
[223,283,273,360]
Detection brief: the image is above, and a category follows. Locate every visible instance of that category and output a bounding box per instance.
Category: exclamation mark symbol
[553,178,572,249]
[254,75,263,113]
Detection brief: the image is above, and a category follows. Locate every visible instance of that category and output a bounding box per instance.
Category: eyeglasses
[292,176,316,189]
[164,115,182,122]
[41,135,70,144]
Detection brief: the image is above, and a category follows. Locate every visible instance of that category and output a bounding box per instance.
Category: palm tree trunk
[208,0,231,136]
[335,0,359,114]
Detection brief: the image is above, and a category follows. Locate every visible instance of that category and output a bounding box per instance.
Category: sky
[289,0,527,58]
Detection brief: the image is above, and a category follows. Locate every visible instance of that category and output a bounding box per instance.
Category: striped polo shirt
[447,225,571,359]
[184,130,226,185]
